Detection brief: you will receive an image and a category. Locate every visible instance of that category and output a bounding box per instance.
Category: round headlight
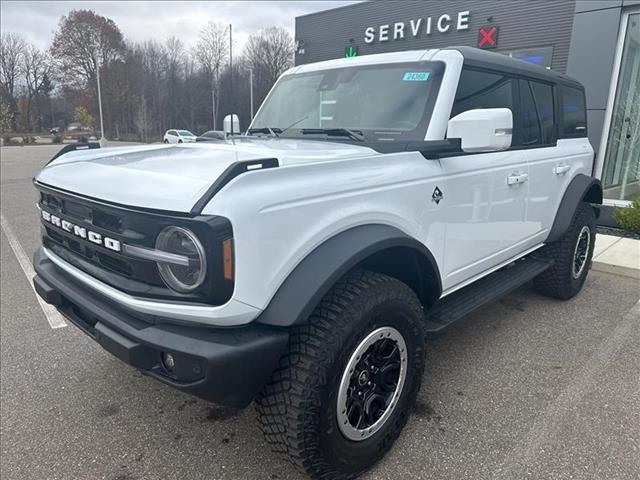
[155,226,207,293]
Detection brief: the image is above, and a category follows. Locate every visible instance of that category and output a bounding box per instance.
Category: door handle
[507,173,528,185]
[553,164,571,175]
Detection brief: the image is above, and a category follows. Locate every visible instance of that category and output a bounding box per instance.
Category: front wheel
[534,202,596,300]
[256,269,425,480]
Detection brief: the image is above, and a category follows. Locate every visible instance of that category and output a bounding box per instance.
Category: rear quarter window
[560,86,587,136]
[530,82,556,144]
[518,79,541,146]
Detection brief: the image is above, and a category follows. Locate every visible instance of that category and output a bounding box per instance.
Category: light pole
[212,87,216,130]
[229,23,234,136]
[250,68,254,121]
[95,58,106,146]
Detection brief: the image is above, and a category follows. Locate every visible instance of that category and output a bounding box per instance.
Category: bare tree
[134,95,152,142]
[165,37,185,127]
[50,10,125,89]
[0,100,12,134]
[0,32,26,128]
[244,27,293,112]
[139,40,167,132]
[195,22,228,129]
[244,27,294,85]
[23,44,51,130]
[22,7,292,138]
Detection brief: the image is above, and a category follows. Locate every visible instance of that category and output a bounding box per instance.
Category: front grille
[44,225,133,277]
[37,184,234,305]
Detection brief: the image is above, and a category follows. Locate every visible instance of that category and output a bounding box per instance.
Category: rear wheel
[256,269,425,480]
[163,139,169,143]
[534,202,596,300]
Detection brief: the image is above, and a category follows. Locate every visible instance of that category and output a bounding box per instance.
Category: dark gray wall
[295,0,576,72]
[567,1,625,157]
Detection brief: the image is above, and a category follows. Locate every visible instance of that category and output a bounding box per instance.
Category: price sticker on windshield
[402,72,430,81]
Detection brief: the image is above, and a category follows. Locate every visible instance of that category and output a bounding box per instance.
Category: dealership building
[295,0,640,207]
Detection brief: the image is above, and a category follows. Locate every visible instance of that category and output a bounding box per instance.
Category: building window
[502,46,554,69]
[602,12,640,202]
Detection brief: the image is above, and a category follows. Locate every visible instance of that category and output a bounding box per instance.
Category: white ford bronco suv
[33,47,602,479]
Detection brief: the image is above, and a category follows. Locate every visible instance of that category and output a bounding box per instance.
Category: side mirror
[447,108,512,153]
[223,114,240,137]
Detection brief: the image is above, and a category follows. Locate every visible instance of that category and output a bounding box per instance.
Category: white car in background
[163,129,197,143]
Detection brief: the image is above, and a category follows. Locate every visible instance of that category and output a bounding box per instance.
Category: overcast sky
[1,1,358,51]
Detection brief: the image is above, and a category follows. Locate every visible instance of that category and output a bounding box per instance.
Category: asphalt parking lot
[1,144,639,480]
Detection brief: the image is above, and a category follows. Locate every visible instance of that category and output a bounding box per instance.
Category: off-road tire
[256,269,425,480]
[534,202,596,300]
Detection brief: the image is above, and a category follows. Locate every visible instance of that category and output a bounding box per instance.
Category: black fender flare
[547,174,602,243]
[256,224,442,327]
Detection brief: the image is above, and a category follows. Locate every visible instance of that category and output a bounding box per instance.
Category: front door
[439,150,530,291]
[440,67,531,292]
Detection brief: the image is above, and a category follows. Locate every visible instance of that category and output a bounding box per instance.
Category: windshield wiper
[248,116,310,139]
[300,128,365,142]
[247,127,281,138]
[280,115,309,135]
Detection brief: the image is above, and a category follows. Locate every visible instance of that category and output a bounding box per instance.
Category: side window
[451,69,515,118]
[530,82,555,144]
[561,86,587,136]
[451,68,521,145]
[518,80,541,146]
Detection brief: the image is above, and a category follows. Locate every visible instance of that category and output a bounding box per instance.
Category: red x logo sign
[478,26,498,48]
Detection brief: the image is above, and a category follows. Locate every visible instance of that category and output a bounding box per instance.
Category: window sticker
[402,72,430,81]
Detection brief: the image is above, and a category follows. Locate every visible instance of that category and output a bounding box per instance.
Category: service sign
[364,11,471,43]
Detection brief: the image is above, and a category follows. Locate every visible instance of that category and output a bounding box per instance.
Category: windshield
[250,61,444,142]
[178,130,194,136]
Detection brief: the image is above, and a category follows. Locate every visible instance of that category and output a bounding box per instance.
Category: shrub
[614,198,640,234]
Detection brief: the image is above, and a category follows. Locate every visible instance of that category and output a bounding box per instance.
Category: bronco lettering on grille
[41,210,121,252]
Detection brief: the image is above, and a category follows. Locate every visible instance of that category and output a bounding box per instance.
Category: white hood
[35,139,375,213]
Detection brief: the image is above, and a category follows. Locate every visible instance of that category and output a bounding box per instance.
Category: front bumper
[40,246,260,326]
[33,247,289,408]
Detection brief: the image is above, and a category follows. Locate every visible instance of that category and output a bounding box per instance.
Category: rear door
[441,68,530,290]
[524,82,591,241]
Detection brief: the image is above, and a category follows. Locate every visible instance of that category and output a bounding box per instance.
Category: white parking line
[0,213,67,329]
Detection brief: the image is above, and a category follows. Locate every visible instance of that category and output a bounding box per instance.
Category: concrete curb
[592,234,640,279]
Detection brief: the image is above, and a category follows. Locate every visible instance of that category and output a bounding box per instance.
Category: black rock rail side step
[424,257,553,335]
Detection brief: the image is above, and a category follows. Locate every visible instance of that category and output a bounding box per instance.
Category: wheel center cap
[358,370,369,386]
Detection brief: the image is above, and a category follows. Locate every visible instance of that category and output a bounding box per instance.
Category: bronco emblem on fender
[432,186,443,204]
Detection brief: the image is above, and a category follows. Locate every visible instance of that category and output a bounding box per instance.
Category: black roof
[445,46,583,88]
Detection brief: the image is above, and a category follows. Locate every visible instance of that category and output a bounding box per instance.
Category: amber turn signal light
[223,238,234,280]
